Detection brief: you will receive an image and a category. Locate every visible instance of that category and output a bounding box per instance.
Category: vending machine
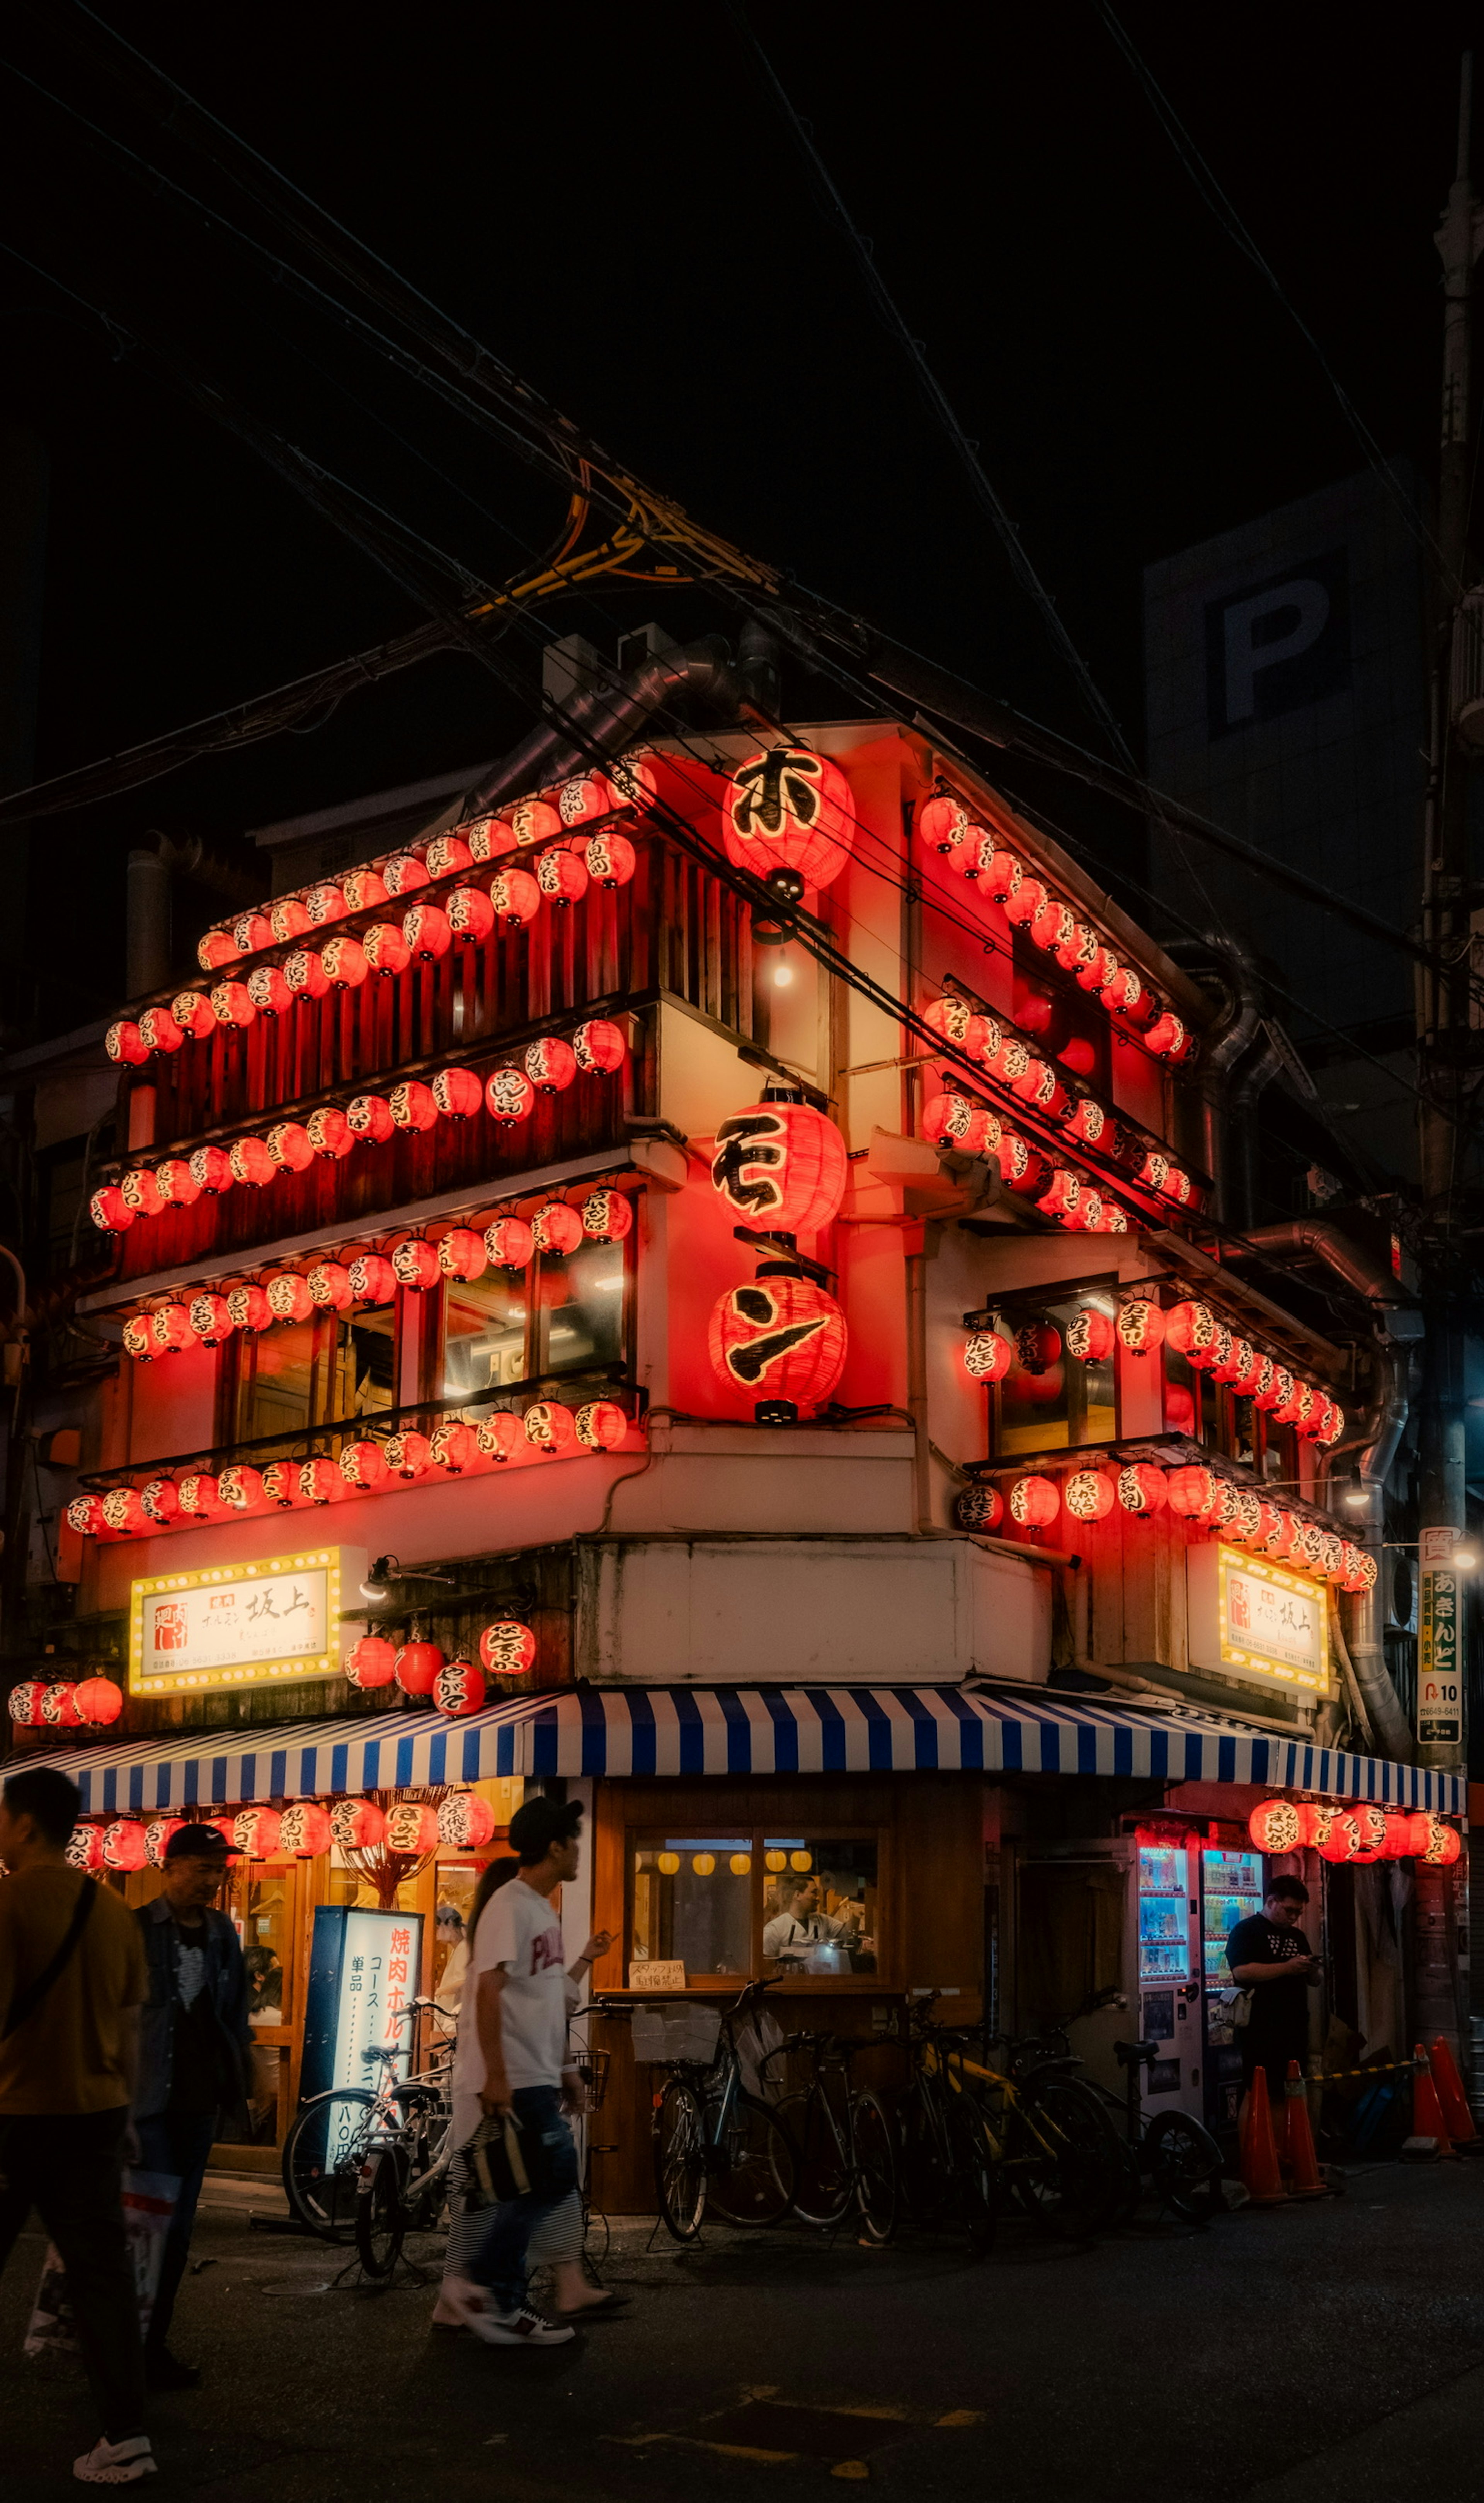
[1016,1833,1204,2120]
[1133,1834,1204,2119]
[1200,1844,1265,2130]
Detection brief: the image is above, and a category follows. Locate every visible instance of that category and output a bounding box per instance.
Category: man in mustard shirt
[0,1766,154,2486]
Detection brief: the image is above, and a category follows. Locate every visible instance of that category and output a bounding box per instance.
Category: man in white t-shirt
[446,1797,589,2348]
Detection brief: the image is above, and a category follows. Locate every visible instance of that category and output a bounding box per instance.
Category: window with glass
[231,1306,396,1445]
[992,1287,1117,1456]
[628,1828,884,1984]
[443,1271,529,1395]
[1162,1345,1297,1486]
[439,1233,629,1395]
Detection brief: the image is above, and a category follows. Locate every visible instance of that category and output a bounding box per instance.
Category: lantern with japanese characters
[964,1329,1014,1384]
[438,1792,497,1848]
[278,1803,333,1857]
[66,1824,106,1873]
[1166,1465,1219,1518]
[530,1201,583,1256]
[485,1069,536,1127]
[1116,1300,1166,1357]
[1248,1799,1302,1854]
[710,1088,848,1237]
[329,1798,386,1851]
[523,1402,578,1457]
[345,1626,395,1680]
[338,1440,389,1494]
[429,1420,481,1474]
[385,1799,441,1856]
[1065,1308,1115,1365]
[575,1401,628,1451]
[433,1659,486,1718]
[233,1807,282,1859]
[1117,1464,1168,1516]
[1317,1810,1362,1865]
[954,1485,1004,1534]
[725,745,854,887]
[1063,1470,1115,1523]
[709,1270,847,1422]
[580,1188,632,1243]
[103,1820,148,1873]
[479,1620,538,1680]
[1007,1475,1059,1529]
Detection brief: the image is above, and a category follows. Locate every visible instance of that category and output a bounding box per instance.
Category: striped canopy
[21,1685,1465,1817]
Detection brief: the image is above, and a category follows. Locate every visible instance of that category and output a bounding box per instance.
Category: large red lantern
[270,897,311,944]
[963,1330,1014,1384]
[66,1495,106,1539]
[1117,1464,1168,1516]
[119,1169,165,1221]
[75,1675,124,1726]
[106,1019,148,1067]
[484,1216,535,1268]
[536,850,588,908]
[1007,1475,1060,1529]
[234,1807,283,1859]
[708,1272,848,1420]
[226,1284,272,1334]
[348,1254,397,1303]
[1062,1471,1115,1523]
[177,1472,229,1521]
[710,1090,848,1235]
[297,1458,345,1506]
[575,1400,628,1451]
[150,1305,198,1358]
[101,1489,150,1537]
[1167,1465,1219,1518]
[188,1145,235,1197]
[278,1803,332,1857]
[918,792,984,868]
[38,1681,82,1727]
[247,965,293,1017]
[231,910,274,953]
[1165,1302,1222,1368]
[385,1801,441,1855]
[524,1402,578,1457]
[188,1292,235,1346]
[91,1186,134,1233]
[1116,1300,1166,1356]
[154,1157,201,1208]
[1416,1816,1462,1867]
[485,1069,536,1126]
[382,852,428,896]
[218,1465,268,1514]
[347,1095,395,1145]
[210,981,256,1032]
[197,928,238,970]
[584,830,636,888]
[395,1641,444,1696]
[144,1817,187,1869]
[479,1620,538,1679]
[8,1682,45,1725]
[438,1792,497,1848]
[342,868,390,911]
[305,881,347,925]
[477,1415,524,1466]
[725,745,854,887]
[531,1200,583,1256]
[1065,1308,1115,1363]
[261,1462,311,1510]
[329,1797,386,1850]
[402,904,452,962]
[103,1821,148,1873]
[954,1485,1004,1533]
[572,1019,627,1075]
[1248,1799,1302,1854]
[434,1659,486,1718]
[139,1477,180,1528]
[346,1635,397,1688]
[1348,1804,1390,1865]
[138,1005,183,1056]
[265,1123,313,1176]
[363,922,411,978]
[1317,1810,1362,1865]
[228,1138,276,1190]
[321,935,369,989]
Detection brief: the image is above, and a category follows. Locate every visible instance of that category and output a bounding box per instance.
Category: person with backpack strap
[0,1766,155,2486]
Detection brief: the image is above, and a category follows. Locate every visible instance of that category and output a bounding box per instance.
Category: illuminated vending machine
[1133,1835,1204,2119]
[1200,1845,1264,2129]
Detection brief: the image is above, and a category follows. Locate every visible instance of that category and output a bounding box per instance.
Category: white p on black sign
[1204,550,1350,736]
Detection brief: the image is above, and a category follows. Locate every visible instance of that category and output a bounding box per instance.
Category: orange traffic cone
[1412,2044,1454,2155]
[1241,2065,1287,2205]
[1281,2059,1328,2197]
[1428,2038,1481,2152]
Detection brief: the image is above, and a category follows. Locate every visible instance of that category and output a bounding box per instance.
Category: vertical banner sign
[300,1905,425,2110]
[1418,1527,1462,1749]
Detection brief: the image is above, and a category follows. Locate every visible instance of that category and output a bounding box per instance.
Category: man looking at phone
[1226,1874,1321,2116]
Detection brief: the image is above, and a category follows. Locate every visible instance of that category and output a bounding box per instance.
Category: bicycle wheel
[773,2088,851,2226]
[948,2097,997,2258]
[282,2090,377,2241]
[708,2092,797,2227]
[851,2090,899,2246]
[354,2143,408,2280]
[653,2079,707,2242]
[1015,2078,1123,2239]
[1147,2111,1224,2223]
[896,2079,955,2225]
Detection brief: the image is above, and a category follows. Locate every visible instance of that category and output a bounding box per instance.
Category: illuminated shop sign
[301,1905,425,2115]
[1186,1544,1331,1697]
[127,1546,363,1696]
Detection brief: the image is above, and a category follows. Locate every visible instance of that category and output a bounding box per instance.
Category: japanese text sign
[128,1548,364,1696]
[1186,1544,1332,1698]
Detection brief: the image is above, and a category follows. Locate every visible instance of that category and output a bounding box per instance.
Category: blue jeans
[469,2086,579,2315]
[136,2110,218,2351]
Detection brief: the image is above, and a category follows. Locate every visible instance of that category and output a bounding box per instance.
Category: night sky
[0,3,1477,1031]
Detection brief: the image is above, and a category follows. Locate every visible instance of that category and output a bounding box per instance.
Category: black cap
[508,1795,583,1864]
[165,1823,241,1862]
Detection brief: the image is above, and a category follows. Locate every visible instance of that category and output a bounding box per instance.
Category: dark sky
[0,2,1477,1029]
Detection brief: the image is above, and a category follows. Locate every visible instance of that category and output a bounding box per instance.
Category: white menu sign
[1187,1543,1331,1697]
[128,1547,362,1695]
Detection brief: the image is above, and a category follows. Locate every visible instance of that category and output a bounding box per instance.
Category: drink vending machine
[1133,1835,1203,2117]
[1200,1844,1265,2129]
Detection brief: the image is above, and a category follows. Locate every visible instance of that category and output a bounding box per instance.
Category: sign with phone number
[1418,1546,1461,1748]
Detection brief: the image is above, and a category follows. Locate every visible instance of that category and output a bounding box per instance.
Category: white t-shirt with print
[453,1878,571,2096]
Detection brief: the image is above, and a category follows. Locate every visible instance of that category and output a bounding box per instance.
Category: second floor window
[440,1234,629,1395]
[230,1306,397,1444]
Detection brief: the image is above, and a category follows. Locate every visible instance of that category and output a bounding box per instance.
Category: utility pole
[1416,55,1482,1774]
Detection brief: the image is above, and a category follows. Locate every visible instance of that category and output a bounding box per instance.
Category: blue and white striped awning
[20,1685,1465,1816]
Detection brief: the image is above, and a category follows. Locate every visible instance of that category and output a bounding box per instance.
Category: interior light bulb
[773,963,794,987]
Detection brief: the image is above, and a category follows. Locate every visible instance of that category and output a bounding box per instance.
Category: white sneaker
[462,2302,575,2348]
[432,2274,487,2328]
[74,2435,158,2484]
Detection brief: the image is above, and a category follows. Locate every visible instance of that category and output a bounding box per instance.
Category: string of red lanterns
[8,1675,124,1728]
[953,1464,1375,1591]
[1248,1798,1461,1866]
[64,1786,502,1873]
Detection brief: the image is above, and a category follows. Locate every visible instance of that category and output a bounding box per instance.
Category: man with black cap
[132,1825,252,2390]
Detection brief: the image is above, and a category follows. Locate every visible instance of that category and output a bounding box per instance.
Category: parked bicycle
[900,1997,1124,2243]
[760,2028,898,2245]
[642,1979,797,2242]
[280,1997,453,2252]
[1092,2037,1225,2224]
[892,2005,999,2256]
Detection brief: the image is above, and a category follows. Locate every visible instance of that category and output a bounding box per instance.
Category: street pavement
[6,2159,1484,2502]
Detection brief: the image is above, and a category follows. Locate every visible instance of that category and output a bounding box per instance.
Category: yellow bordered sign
[128,1547,362,1697]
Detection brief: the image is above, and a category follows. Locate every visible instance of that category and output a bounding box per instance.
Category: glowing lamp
[189,1145,235,1196]
[486,1068,536,1125]
[1117,1464,1168,1516]
[1348,1804,1390,1865]
[524,1402,578,1457]
[1417,1817,1462,1867]
[168,990,216,1047]
[526,1036,577,1092]
[265,1123,313,1175]
[383,1431,432,1480]
[1254,1363,1293,1416]
[347,1095,395,1144]
[103,1821,148,1873]
[432,1067,483,1120]
[300,1264,351,1319]
[106,1019,148,1067]
[964,1330,1014,1383]
[381,852,428,897]
[710,1093,849,1235]
[1165,1302,1221,1368]
[555,771,616,828]
[339,1440,390,1493]
[217,1464,268,1513]
[385,1801,441,1854]
[197,928,239,970]
[74,1676,124,1726]
[1100,966,1146,1019]
[975,847,1023,903]
[1007,1475,1060,1529]
[392,1239,442,1292]
[708,1273,848,1418]
[1066,1308,1115,1363]
[1011,1058,1068,1118]
[154,1158,201,1208]
[531,1200,583,1255]
[585,831,636,887]
[66,1825,107,1873]
[91,1186,133,1233]
[210,981,256,1032]
[66,1495,106,1537]
[1145,1012,1192,1062]
[305,883,347,925]
[230,910,273,955]
[434,1659,486,1718]
[580,1188,632,1241]
[1248,1799,1302,1854]
[1062,1098,1110,1149]
[403,903,452,961]
[345,1632,395,1692]
[228,1138,276,1189]
[233,1807,283,1859]
[1055,922,1102,977]
[123,1317,155,1360]
[1318,1811,1361,1865]
[247,965,293,1016]
[306,1109,352,1161]
[261,1462,312,1509]
[297,1458,344,1505]
[536,849,588,908]
[177,1473,228,1520]
[918,793,978,858]
[146,1306,197,1361]
[279,1803,332,1857]
[342,868,389,912]
[438,1792,497,1847]
[137,1005,184,1056]
[139,1477,180,1528]
[363,922,411,978]
[329,1797,386,1848]
[8,1681,45,1725]
[226,1283,272,1333]
[37,1682,83,1729]
[572,1019,627,1074]
[484,1215,535,1268]
[1341,1544,1377,1595]
[429,1420,480,1472]
[437,1227,488,1281]
[575,1401,628,1451]
[1211,1334,1255,1388]
[489,869,541,926]
[509,796,563,849]
[994,1134,1049,1195]
[188,1292,235,1346]
[477,1415,524,1465]
[1037,1168,1083,1223]
[1063,1471,1115,1523]
[395,1641,444,1697]
[954,1485,1004,1533]
[725,745,854,886]
[1002,877,1048,927]
[1031,898,1078,957]
[923,1093,992,1154]
[1167,1465,1219,1518]
[119,1169,165,1220]
[321,936,369,988]
[924,996,991,1060]
[447,885,495,944]
[1076,944,1120,994]
[101,1488,150,1537]
[389,1081,438,1132]
[142,1817,186,1868]
[480,1620,538,1679]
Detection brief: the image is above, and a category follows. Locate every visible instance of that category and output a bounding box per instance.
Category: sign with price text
[127,1547,364,1695]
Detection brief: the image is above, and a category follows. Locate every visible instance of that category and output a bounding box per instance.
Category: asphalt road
[7,2160,1484,2503]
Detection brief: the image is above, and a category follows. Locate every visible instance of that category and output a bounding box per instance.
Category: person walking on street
[445,1797,611,2347]
[132,1825,252,2391]
[0,1766,155,2486]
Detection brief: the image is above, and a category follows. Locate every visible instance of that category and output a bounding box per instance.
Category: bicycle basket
[579,2049,611,2112]
[631,2004,723,2066]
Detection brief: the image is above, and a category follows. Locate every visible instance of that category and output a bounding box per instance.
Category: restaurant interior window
[233,1307,395,1445]
[762,1839,878,1977]
[535,1236,626,1377]
[443,1269,530,1394]
[631,1837,752,1979]
[994,1289,1117,1456]
[218,1860,294,2147]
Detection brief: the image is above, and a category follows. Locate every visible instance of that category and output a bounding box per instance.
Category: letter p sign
[1205,549,1349,736]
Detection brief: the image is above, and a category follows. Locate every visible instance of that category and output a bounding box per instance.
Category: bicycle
[892,2005,998,2257]
[643,1979,797,2242]
[910,2005,1123,2242]
[280,1997,453,2249]
[761,2028,898,2246]
[1091,2037,1225,2226]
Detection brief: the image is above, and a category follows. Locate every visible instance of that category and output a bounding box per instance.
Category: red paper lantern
[74,1675,124,1725]
[342,868,389,911]
[477,1415,524,1465]
[1165,1302,1221,1369]
[188,1145,235,1196]
[177,1472,228,1520]
[103,1820,148,1873]
[918,792,981,864]
[924,996,991,1060]
[143,1816,187,1867]
[1255,1362,1293,1415]
[572,1018,627,1075]
[305,882,348,925]
[321,936,369,988]
[265,1271,313,1324]
[218,1465,268,1513]
[710,1093,848,1235]
[154,1158,201,1209]
[392,1239,442,1292]
[954,1485,1004,1534]
[531,1200,583,1256]
[479,1620,538,1679]
[8,1680,45,1725]
[584,831,636,888]
[536,849,588,908]
[484,1215,535,1268]
[101,1488,150,1537]
[119,1169,165,1220]
[279,1802,332,1857]
[66,1495,106,1538]
[1100,966,1146,1019]
[297,1458,345,1506]
[975,846,1023,903]
[524,1401,579,1457]
[1347,1803,1390,1865]
[247,964,293,1017]
[382,852,428,897]
[231,910,274,954]
[66,1825,107,1873]
[383,1431,432,1481]
[1167,1465,1219,1518]
[725,745,854,886]
[1037,1169,1083,1224]
[269,898,310,945]
[346,1635,398,1688]
[363,922,411,978]
[1145,1012,1193,1062]
[489,868,542,927]
[1248,1799,1303,1854]
[149,1305,198,1357]
[307,1261,353,1310]
[106,1019,148,1067]
[1117,1463,1168,1516]
[139,1476,180,1528]
[509,796,562,849]
[964,1330,1014,1383]
[395,1641,444,1697]
[432,1067,483,1120]
[188,1292,235,1346]
[1007,1475,1060,1529]
[1065,1308,1115,1363]
[137,1005,183,1056]
[1318,1810,1362,1865]
[485,1068,536,1126]
[348,1254,397,1303]
[424,833,473,878]
[228,1138,276,1190]
[1002,877,1048,927]
[708,1273,848,1418]
[580,1188,632,1242]
[210,981,256,1032]
[437,1227,488,1281]
[1063,1470,1115,1523]
[263,1123,312,1177]
[922,1093,993,1154]
[278,948,327,1009]
[993,1134,1050,1195]
[1416,1816,1462,1867]
[226,1284,272,1334]
[261,1462,312,1510]
[91,1186,134,1233]
[428,1419,481,1473]
[233,1807,283,1859]
[1031,898,1078,958]
[438,1792,497,1847]
[525,1036,577,1093]
[1062,1098,1111,1150]
[447,885,496,944]
[575,1400,628,1450]
[37,1680,83,1728]
[389,1081,438,1132]
[329,1797,386,1849]
[197,928,239,970]
[434,1659,486,1717]
[403,903,452,961]
[385,1800,441,1854]
[1341,1544,1377,1595]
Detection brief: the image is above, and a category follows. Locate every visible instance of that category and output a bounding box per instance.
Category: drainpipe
[461,636,749,820]
[1166,935,1263,1223]
[1239,1218,1416,1762]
